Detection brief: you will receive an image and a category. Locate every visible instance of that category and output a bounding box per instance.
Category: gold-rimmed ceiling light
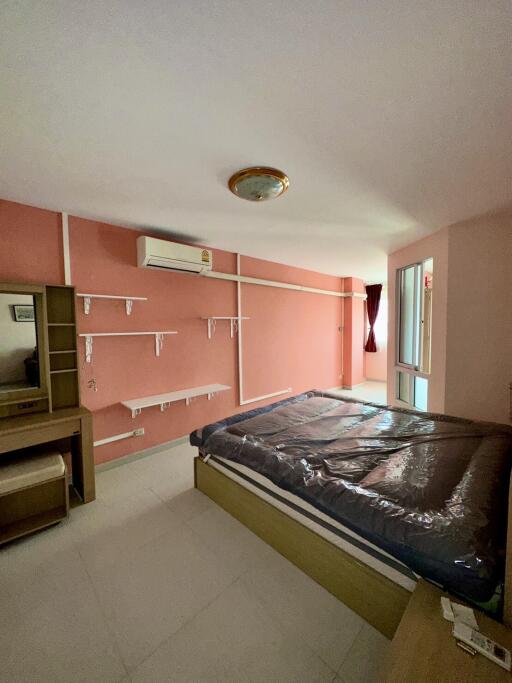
[228,167,289,201]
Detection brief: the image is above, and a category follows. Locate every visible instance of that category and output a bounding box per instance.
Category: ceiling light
[228,167,289,202]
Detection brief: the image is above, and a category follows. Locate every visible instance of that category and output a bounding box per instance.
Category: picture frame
[12,304,35,322]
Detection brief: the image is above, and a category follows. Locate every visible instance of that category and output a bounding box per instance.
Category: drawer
[0,420,81,455]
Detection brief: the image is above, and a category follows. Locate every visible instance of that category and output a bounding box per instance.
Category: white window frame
[395,260,431,410]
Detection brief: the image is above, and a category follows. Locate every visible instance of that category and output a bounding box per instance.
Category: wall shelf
[121,383,230,418]
[201,316,250,339]
[76,293,148,316]
[50,368,78,375]
[78,331,178,363]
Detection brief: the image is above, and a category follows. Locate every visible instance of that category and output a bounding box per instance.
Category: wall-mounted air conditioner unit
[137,236,212,274]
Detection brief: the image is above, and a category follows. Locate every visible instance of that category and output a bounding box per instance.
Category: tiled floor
[330,380,387,405]
[0,441,389,682]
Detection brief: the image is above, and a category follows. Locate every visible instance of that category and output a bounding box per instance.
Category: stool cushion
[0,449,65,495]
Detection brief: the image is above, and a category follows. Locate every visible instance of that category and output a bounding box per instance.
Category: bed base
[195,456,410,639]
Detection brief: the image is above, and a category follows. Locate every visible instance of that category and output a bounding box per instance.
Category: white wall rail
[121,383,230,418]
[77,293,148,315]
[79,331,177,363]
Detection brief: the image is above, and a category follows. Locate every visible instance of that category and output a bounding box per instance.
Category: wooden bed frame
[195,457,512,639]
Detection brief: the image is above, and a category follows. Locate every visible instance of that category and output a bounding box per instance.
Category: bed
[190,391,512,637]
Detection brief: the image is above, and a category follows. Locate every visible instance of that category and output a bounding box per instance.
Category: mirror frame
[0,282,50,405]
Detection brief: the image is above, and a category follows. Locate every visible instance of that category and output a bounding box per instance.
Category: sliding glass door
[395,258,433,411]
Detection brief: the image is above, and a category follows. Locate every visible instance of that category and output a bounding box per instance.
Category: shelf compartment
[50,351,77,372]
[48,325,76,353]
[121,383,230,418]
[76,293,148,315]
[50,372,79,409]
[78,331,178,363]
[46,286,76,325]
[201,316,250,339]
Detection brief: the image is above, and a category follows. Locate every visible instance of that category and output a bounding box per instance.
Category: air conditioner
[137,236,212,274]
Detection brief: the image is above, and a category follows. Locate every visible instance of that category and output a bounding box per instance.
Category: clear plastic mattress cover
[191,391,512,602]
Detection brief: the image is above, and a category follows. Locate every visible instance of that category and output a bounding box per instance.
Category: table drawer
[0,420,81,454]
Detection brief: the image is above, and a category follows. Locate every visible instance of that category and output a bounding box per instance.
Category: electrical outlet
[133,428,145,437]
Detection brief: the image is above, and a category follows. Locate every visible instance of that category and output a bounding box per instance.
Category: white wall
[444,212,512,424]
[387,209,511,424]
[0,293,37,385]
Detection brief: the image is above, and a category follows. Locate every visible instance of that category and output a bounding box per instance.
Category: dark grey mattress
[190,391,512,602]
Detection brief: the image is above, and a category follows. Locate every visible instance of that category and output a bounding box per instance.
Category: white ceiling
[1,2,511,281]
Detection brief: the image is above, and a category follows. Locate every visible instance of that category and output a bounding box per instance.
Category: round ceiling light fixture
[228,167,289,202]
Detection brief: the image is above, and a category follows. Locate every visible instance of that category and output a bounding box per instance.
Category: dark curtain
[364,284,382,352]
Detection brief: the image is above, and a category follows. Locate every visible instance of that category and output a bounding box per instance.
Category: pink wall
[342,277,366,388]
[387,227,449,412]
[444,211,512,424]
[0,199,355,464]
[0,201,64,285]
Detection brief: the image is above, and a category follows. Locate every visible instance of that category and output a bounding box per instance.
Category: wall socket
[133,428,145,437]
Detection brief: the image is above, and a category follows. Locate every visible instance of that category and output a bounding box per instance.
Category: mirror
[0,293,39,392]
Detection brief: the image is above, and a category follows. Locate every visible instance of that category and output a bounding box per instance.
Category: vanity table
[0,407,95,503]
[0,282,95,514]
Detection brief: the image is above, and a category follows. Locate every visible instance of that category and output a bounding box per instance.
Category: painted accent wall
[0,198,361,464]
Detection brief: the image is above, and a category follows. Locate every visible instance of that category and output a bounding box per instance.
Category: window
[395,258,433,410]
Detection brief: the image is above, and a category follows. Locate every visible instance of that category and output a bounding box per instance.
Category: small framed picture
[13,304,35,322]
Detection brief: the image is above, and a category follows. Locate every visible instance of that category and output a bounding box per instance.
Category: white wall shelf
[201,316,250,339]
[121,383,230,418]
[77,293,148,315]
[78,331,177,363]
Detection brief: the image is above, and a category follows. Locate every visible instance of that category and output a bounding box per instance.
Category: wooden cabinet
[381,580,512,682]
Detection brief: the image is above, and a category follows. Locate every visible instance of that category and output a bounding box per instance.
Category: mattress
[191,391,512,602]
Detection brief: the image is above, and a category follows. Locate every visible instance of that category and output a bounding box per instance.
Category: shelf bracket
[84,335,93,363]
[160,402,170,412]
[230,319,239,338]
[207,392,215,400]
[125,299,133,315]
[155,333,164,356]
[207,318,216,339]
[83,296,91,315]
[131,407,142,419]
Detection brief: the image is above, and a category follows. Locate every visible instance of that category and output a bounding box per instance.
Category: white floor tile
[75,488,182,574]
[241,550,364,672]
[1,439,389,682]
[88,521,240,671]
[132,579,335,683]
[330,381,387,405]
[165,487,218,522]
[337,623,390,683]
[186,503,276,576]
[0,570,126,682]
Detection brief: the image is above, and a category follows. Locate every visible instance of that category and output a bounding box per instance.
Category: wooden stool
[0,446,69,545]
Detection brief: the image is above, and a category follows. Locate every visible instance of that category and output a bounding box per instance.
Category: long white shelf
[121,383,230,418]
[77,293,148,315]
[201,316,250,339]
[78,331,177,363]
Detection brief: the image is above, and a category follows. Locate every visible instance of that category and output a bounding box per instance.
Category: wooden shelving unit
[45,286,80,410]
